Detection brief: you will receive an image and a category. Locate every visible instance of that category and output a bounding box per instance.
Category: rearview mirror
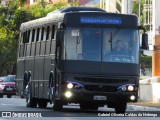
[138,26,148,50]
[142,33,148,49]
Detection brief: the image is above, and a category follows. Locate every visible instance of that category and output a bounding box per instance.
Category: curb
[127,105,160,111]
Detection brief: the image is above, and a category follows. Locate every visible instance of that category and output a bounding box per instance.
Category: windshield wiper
[108,28,120,51]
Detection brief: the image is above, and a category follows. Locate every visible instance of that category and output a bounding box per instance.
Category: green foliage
[140,53,152,76]
[0,0,77,75]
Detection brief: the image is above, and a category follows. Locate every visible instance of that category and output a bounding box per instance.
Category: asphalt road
[0,96,159,120]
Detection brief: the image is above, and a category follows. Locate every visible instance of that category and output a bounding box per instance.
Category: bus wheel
[0,95,3,98]
[80,103,98,110]
[7,95,12,98]
[114,102,127,113]
[26,92,37,108]
[53,99,63,111]
[38,99,48,108]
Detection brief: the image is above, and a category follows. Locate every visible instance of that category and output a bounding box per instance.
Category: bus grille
[74,77,129,83]
[84,85,117,92]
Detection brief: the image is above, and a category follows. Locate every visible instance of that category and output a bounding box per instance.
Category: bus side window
[41,27,44,41]
[51,25,55,40]
[31,29,35,42]
[46,26,50,40]
[19,32,24,57]
[30,29,36,56]
[25,30,31,57]
[40,27,45,55]
[36,28,40,42]
[50,25,55,55]
[45,26,52,55]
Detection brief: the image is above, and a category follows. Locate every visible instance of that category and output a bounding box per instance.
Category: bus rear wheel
[7,95,12,98]
[26,92,37,108]
[53,99,63,111]
[38,99,48,108]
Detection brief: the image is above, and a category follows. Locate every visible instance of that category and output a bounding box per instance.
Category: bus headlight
[65,91,72,98]
[121,86,127,91]
[67,83,73,89]
[130,95,136,100]
[128,85,134,91]
[66,81,84,89]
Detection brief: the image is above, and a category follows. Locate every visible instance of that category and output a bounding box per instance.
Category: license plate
[6,88,13,91]
[93,96,107,100]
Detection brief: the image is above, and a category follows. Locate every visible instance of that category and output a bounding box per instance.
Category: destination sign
[80,17,122,24]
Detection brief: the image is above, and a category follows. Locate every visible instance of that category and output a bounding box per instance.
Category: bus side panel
[16,59,25,96]
[43,56,51,99]
[39,81,44,98]
[17,60,25,79]
[25,59,34,74]
[34,56,44,98]
[25,58,35,97]
[35,81,39,98]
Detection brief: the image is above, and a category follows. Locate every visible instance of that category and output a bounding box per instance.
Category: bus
[16,6,148,113]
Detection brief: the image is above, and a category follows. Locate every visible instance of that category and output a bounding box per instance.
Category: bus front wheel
[114,102,127,113]
[53,99,63,111]
[38,99,48,108]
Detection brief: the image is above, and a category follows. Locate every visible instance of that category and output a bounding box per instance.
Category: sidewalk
[127,100,160,111]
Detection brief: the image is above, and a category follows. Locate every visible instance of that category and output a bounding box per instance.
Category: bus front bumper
[60,89,138,103]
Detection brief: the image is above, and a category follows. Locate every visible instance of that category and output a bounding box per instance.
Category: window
[36,28,40,41]
[41,27,44,41]
[26,30,30,43]
[46,26,50,40]
[31,29,35,42]
[23,32,26,43]
[51,25,55,39]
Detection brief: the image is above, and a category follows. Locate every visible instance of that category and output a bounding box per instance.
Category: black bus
[16,6,148,113]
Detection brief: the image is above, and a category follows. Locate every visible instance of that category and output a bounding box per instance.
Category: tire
[114,102,127,113]
[80,102,98,110]
[53,99,63,111]
[26,92,37,108]
[38,99,48,108]
[7,95,12,98]
[0,95,3,98]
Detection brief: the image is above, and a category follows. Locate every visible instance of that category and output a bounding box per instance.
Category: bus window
[19,32,24,57]
[51,25,55,40]
[31,29,35,42]
[46,26,50,40]
[26,30,30,43]
[64,27,82,60]
[41,27,44,41]
[36,28,40,41]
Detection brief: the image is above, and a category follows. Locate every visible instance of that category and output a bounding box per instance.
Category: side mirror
[56,29,63,47]
[138,26,148,50]
[142,33,148,49]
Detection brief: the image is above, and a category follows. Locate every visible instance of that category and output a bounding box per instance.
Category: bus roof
[20,7,106,31]
[20,7,138,31]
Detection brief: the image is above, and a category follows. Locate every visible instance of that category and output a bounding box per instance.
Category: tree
[0,0,78,75]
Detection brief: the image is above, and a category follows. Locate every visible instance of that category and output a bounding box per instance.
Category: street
[0,96,159,120]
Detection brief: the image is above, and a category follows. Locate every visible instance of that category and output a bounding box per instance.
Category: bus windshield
[64,27,139,64]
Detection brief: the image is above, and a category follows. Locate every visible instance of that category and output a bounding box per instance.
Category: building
[25,0,98,6]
